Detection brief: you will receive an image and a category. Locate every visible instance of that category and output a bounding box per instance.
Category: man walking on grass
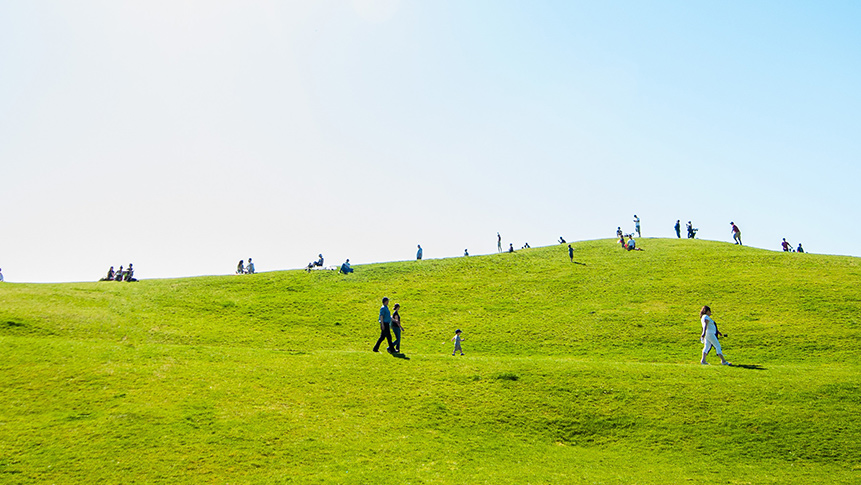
[373,297,395,353]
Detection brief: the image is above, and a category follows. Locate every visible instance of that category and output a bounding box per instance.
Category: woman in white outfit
[700,306,731,365]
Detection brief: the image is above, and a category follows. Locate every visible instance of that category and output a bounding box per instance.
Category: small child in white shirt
[451,329,465,356]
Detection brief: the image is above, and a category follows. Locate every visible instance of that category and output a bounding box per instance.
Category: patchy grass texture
[1,239,860,483]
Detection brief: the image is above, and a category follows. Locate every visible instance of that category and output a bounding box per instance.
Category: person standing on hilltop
[781,238,792,252]
[0,268,4,282]
[633,215,641,237]
[616,227,623,240]
[373,297,395,354]
[568,244,574,262]
[731,222,742,245]
[700,305,731,365]
[497,232,502,253]
[416,245,423,260]
[674,220,681,239]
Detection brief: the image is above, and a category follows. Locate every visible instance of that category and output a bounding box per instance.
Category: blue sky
[1,1,859,283]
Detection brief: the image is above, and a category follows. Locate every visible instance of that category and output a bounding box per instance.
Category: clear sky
[2,1,859,283]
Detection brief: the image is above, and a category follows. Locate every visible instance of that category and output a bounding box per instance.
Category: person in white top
[700,305,731,365]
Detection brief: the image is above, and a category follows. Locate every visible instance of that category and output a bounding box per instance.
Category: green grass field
[1,239,859,483]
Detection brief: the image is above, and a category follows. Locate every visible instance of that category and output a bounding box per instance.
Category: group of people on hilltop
[236,258,255,275]
[672,220,699,239]
[100,264,137,282]
[616,227,642,251]
[782,239,804,253]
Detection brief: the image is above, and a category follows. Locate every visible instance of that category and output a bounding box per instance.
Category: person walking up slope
[373,297,395,353]
[451,329,465,356]
[731,222,742,245]
[700,306,731,365]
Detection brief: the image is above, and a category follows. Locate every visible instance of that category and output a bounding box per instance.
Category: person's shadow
[390,351,410,360]
[731,364,765,370]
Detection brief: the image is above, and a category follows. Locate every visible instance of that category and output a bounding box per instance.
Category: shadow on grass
[732,364,765,370]
[391,352,410,360]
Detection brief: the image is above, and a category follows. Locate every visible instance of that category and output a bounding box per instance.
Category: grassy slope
[1,239,859,483]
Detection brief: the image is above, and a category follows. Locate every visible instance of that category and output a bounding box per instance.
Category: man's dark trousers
[373,325,394,352]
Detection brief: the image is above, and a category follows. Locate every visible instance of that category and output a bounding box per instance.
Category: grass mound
[1,239,859,483]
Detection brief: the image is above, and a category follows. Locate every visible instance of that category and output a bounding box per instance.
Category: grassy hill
[1,239,859,483]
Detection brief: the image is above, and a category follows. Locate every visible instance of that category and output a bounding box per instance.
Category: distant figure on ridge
[559,236,566,244]
[521,242,530,249]
[464,249,469,257]
[731,222,742,245]
[626,236,643,251]
[0,268,4,282]
[497,233,502,253]
[508,243,514,253]
[246,258,255,274]
[237,260,245,275]
[115,266,124,281]
[797,243,804,253]
[686,221,697,239]
[568,244,574,262]
[416,245,423,260]
[700,305,731,366]
[674,220,681,239]
[633,215,641,237]
[340,259,354,274]
[101,266,115,281]
[124,263,137,282]
[616,227,623,240]
[781,238,792,252]
[307,254,324,271]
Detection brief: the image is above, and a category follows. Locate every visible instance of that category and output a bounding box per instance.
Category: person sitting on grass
[124,263,137,282]
[626,236,643,251]
[115,266,124,281]
[101,266,115,281]
[237,260,245,275]
[340,259,354,274]
[246,258,255,274]
[797,243,804,253]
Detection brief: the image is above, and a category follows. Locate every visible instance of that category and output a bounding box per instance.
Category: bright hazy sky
[2,1,859,283]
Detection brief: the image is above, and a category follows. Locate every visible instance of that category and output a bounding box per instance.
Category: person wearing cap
[731,222,742,245]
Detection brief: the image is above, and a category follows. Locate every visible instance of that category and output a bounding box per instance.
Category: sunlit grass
[1,239,859,483]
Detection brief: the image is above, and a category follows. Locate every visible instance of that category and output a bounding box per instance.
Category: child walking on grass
[451,329,465,356]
